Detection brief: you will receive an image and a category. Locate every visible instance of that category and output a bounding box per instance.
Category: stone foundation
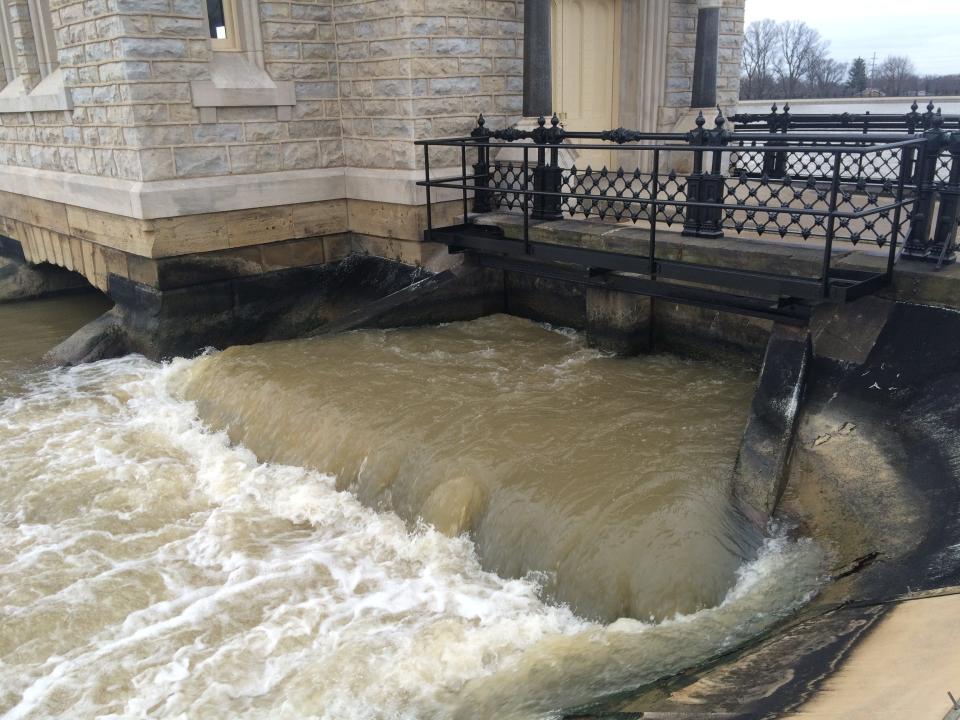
[0,187,463,291]
[0,185,478,361]
[0,235,91,302]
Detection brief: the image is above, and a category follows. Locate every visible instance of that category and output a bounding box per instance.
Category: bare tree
[876,55,917,97]
[921,73,960,96]
[808,53,848,98]
[741,19,779,100]
[738,19,949,101]
[775,21,825,98]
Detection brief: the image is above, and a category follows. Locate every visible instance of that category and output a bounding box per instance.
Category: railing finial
[906,100,922,134]
[471,113,491,139]
[714,105,726,129]
[546,113,564,143]
[696,110,706,128]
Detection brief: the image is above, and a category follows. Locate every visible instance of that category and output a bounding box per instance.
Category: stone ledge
[476,211,960,311]
[0,217,463,294]
[191,53,296,123]
[0,191,465,267]
[0,165,463,220]
[0,70,73,114]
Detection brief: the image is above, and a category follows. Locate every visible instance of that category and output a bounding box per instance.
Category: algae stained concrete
[595,300,960,719]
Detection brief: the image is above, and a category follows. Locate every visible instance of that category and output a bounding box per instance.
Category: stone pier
[586,287,653,355]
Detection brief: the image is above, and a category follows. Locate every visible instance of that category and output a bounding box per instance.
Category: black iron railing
[415,103,960,319]
[728,101,960,263]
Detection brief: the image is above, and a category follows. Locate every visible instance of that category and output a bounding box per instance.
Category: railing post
[531,114,564,221]
[932,129,960,266]
[901,100,921,184]
[760,103,789,177]
[470,114,492,213]
[683,111,707,236]
[905,99,922,135]
[683,108,729,238]
[761,103,779,176]
[903,109,948,261]
[774,102,790,177]
[921,100,937,131]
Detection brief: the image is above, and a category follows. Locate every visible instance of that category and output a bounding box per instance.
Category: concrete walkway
[477,212,960,312]
[787,591,960,720]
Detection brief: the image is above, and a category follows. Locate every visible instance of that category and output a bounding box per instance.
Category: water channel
[0,295,825,718]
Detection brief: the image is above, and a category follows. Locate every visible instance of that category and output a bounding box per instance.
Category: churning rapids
[0,300,826,719]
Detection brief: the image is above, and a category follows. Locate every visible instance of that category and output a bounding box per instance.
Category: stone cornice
[0,165,463,220]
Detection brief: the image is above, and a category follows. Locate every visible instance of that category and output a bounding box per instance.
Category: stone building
[0,0,744,357]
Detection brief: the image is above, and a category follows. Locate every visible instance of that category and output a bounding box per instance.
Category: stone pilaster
[691,0,720,108]
[522,0,550,117]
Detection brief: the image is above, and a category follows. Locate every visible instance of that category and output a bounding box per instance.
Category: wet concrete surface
[787,591,960,719]
[590,302,960,719]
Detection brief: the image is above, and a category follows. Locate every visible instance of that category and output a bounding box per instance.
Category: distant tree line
[740,19,960,100]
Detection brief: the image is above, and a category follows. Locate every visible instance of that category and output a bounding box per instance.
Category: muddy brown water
[0,305,824,719]
[0,292,112,394]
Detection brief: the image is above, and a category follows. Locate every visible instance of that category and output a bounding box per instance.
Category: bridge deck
[428,212,960,323]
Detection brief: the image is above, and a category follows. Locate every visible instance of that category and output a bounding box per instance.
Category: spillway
[0,306,825,719]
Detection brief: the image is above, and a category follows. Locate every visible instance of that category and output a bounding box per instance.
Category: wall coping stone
[0,164,462,219]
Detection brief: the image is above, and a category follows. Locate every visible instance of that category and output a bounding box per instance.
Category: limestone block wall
[0,0,741,182]
[0,0,343,181]
[335,0,522,171]
[258,0,343,171]
[660,0,744,131]
[0,0,523,183]
[0,0,203,180]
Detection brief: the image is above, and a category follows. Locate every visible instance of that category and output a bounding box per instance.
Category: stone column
[522,0,552,117]
[690,0,721,108]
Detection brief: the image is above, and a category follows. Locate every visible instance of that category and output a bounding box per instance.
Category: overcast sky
[743,0,960,76]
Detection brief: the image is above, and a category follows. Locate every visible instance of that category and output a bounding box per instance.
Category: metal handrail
[416,135,928,151]
[417,108,959,307]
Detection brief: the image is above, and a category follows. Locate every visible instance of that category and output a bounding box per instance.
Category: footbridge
[417,102,960,325]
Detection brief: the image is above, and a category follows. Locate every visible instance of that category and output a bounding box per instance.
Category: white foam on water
[0,355,825,720]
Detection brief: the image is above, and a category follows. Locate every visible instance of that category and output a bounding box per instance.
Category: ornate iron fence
[415,103,960,316]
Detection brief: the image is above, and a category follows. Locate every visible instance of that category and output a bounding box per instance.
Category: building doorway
[551,0,620,169]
